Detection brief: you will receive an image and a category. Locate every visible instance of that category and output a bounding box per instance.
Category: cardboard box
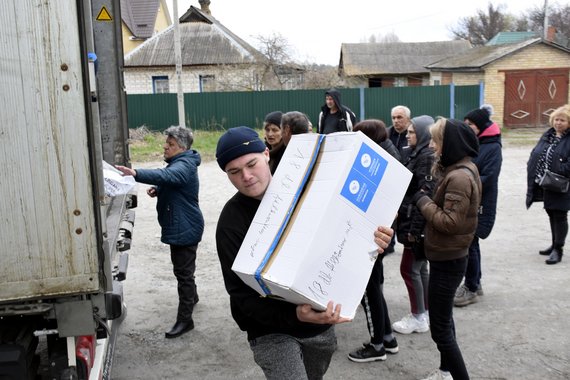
[231,132,412,318]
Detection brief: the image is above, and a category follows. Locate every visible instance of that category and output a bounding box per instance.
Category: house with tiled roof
[486,31,539,46]
[123,1,302,94]
[120,0,171,54]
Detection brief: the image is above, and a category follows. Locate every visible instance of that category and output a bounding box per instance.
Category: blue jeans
[464,237,481,292]
[429,257,469,380]
[249,327,337,380]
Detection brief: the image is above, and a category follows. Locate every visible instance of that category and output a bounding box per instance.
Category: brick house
[124,1,270,94]
[426,37,570,127]
[123,1,305,94]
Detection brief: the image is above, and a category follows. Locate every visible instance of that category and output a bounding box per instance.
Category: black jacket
[526,128,570,211]
[215,192,331,340]
[473,122,502,238]
[269,141,286,174]
[387,126,408,158]
[317,88,356,134]
[380,139,401,161]
[397,122,435,244]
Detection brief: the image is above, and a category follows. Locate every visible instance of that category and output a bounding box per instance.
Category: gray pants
[249,327,337,380]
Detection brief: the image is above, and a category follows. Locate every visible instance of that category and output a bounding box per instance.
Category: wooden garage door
[504,68,569,127]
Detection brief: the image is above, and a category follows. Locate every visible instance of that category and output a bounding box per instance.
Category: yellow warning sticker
[96,6,113,21]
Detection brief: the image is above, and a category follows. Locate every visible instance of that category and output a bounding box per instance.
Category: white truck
[0,1,134,379]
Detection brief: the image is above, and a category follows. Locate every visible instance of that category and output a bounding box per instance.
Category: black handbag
[539,170,570,193]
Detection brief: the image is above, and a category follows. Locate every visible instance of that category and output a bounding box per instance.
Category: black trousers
[429,257,469,380]
[360,256,392,345]
[545,208,568,250]
[170,244,198,323]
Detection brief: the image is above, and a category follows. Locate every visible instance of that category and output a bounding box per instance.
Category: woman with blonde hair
[413,118,481,380]
[526,105,570,264]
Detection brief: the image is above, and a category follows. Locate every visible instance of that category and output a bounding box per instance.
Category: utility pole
[173,0,185,127]
[543,0,548,40]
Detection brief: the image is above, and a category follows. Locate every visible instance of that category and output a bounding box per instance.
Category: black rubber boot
[539,246,553,255]
[545,249,563,265]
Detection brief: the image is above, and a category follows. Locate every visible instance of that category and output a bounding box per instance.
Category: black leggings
[545,208,568,250]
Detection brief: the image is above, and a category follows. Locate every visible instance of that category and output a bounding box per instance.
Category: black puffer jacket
[397,116,435,245]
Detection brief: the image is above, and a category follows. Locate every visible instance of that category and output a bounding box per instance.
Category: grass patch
[129,126,549,163]
[129,127,262,163]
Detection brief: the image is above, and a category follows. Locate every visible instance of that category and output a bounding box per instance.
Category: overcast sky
[167,0,552,65]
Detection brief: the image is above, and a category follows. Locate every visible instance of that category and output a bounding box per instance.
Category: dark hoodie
[440,119,479,167]
[415,119,482,261]
[318,88,356,134]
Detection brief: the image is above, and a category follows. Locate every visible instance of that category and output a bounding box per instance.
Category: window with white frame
[152,76,169,94]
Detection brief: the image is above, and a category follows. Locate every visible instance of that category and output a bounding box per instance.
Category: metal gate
[504,68,569,127]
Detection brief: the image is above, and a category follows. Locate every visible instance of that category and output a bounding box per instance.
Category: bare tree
[361,32,401,44]
[450,3,517,45]
[302,64,345,89]
[520,2,570,42]
[252,33,301,90]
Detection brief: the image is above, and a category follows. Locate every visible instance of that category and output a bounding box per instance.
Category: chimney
[546,26,556,42]
[199,0,211,15]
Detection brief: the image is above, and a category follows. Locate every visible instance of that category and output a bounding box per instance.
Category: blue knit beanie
[216,126,266,171]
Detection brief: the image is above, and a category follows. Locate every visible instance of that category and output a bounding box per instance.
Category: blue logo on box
[340,143,388,212]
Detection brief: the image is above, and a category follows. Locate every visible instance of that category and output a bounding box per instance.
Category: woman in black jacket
[392,115,435,335]
[526,105,570,264]
[347,119,400,363]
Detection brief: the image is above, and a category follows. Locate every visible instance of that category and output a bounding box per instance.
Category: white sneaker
[392,313,429,334]
[423,312,430,326]
[420,369,452,380]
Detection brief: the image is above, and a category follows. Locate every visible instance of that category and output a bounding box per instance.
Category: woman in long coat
[526,105,570,264]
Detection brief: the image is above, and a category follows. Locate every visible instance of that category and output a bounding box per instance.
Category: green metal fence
[127,85,481,131]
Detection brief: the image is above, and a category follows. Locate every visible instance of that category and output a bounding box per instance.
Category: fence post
[449,83,455,119]
[359,86,365,121]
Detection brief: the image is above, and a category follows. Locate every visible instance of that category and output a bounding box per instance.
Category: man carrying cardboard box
[215,126,394,379]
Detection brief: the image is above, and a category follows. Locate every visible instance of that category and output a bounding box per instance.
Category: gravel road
[112,144,569,380]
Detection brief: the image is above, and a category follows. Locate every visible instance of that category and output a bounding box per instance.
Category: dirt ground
[111,143,569,380]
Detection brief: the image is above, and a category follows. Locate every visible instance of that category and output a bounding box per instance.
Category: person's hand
[147,187,157,198]
[115,165,136,177]
[374,225,394,254]
[296,301,351,325]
